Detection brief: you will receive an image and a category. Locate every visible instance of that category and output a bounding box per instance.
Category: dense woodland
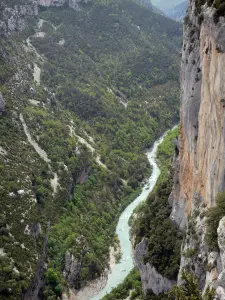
[0,0,182,299]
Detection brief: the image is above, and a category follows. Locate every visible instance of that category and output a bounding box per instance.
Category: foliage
[169,270,215,300]
[0,0,182,298]
[102,268,143,300]
[157,127,179,168]
[133,127,182,281]
[103,127,181,300]
[182,248,197,258]
[205,191,225,249]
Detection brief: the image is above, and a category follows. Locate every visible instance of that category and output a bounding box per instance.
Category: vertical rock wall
[170,0,225,297]
[171,1,225,228]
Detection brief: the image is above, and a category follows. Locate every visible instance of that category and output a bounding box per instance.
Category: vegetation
[104,127,181,299]
[169,270,215,300]
[102,268,143,300]
[0,0,182,299]
[133,127,182,281]
[195,0,225,22]
[101,269,215,300]
[205,191,225,249]
[182,248,197,258]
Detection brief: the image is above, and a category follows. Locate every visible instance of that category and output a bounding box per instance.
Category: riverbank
[90,132,168,300]
[62,128,177,300]
[99,126,180,300]
[62,246,119,300]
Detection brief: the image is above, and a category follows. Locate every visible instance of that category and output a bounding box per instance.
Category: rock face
[37,0,90,11]
[217,217,225,299]
[0,2,38,34]
[0,0,89,35]
[64,251,82,286]
[134,238,175,295]
[0,93,5,114]
[171,2,225,229]
[170,0,225,297]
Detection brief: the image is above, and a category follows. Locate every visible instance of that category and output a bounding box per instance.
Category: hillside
[0,0,181,299]
[151,0,185,12]
[166,1,188,22]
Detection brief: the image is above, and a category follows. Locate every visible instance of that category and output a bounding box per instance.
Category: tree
[169,271,215,300]
[205,191,225,249]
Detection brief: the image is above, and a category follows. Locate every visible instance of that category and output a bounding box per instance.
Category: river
[90,131,168,300]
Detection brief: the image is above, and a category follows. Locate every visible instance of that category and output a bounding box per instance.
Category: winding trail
[19,113,60,196]
[19,113,51,163]
[90,131,169,300]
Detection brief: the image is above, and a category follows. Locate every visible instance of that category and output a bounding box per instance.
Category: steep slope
[151,0,185,13]
[132,128,183,296]
[167,1,188,22]
[0,1,181,299]
[135,0,164,15]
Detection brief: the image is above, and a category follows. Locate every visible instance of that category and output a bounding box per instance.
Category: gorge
[1,0,225,300]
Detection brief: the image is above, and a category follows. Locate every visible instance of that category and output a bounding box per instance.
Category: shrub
[183,248,196,258]
[169,270,215,300]
[205,191,225,249]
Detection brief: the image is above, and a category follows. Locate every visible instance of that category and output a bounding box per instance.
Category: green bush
[205,191,225,249]
[169,270,215,300]
[102,268,142,300]
[183,248,196,258]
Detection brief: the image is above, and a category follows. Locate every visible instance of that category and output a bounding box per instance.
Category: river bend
[91,132,168,300]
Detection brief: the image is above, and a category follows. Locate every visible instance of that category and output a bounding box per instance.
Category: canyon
[1,0,225,299]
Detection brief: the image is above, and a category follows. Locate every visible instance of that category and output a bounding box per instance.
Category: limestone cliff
[170,0,225,298]
[37,0,90,11]
[0,1,38,34]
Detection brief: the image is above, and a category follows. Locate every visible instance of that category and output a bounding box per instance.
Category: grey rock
[177,207,209,290]
[37,0,90,11]
[0,3,38,34]
[134,238,175,295]
[64,251,81,286]
[0,93,5,114]
[31,223,42,238]
[218,217,225,270]
[29,87,36,97]
[76,166,91,184]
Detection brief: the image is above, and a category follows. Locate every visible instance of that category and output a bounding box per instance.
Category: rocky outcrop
[0,2,38,34]
[0,0,89,35]
[134,238,175,295]
[169,0,225,298]
[64,251,82,286]
[0,93,5,114]
[37,0,90,11]
[216,217,225,299]
[76,166,91,184]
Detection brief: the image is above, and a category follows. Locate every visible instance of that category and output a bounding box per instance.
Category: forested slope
[0,0,181,299]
